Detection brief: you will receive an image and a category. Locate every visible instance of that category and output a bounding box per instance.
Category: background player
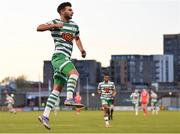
[150,90,159,115]
[140,89,149,116]
[130,89,140,115]
[74,92,82,115]
[97,73,116,128]
[5,93,16,114]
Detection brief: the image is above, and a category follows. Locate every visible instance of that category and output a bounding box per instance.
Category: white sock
[67,92,73,100]
[43,90,60,118]
[104,116,109,125]
[67,74,78,100]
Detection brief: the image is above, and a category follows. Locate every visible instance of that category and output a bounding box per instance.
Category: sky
[0,0,179,82]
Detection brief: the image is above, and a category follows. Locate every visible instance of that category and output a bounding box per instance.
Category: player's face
[63,6,73,20]
[104,75,109,82]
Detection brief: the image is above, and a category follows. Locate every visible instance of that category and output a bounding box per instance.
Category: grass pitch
[0,110,180,133]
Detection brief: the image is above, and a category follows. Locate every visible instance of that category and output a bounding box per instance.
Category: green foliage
[1,75,32,90]
[0,76,15,84]
[15,75,31,89]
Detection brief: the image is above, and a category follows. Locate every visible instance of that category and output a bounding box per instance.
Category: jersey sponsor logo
[62,33,74,42]
[105,88,110,93]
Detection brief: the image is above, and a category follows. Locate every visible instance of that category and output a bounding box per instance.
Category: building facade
[110,55,174,87]
[111,55,154,86]
[153,55,174,82]
[72,59,101,88]
[43,61,53,87]
[164,33,180,82]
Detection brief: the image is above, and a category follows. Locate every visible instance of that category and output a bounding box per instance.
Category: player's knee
[53,84,63,92]
[68,69,79,77]
[103,105,109,111]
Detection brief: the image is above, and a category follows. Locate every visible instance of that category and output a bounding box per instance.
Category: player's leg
[65,66,79,101]
[76,108,81,115]
[104,106,110,128]
[132,103,135,114]
[108,107,110,120]
[107,100,110,120]
[155,107,159,115]
[155,102,159,115]
[38,73,66,130]
[102,100,110,128]
[110,105,114,120]
[141,103,144,115]
[8,104,15,113]
[7,104,11,112]
[38,84,63,129]
[142,103,148,116]
[62,62,84,108]
[109,100,114,120]
[11,105,16,114]
[151,102,155,114]
[135,103,138,115]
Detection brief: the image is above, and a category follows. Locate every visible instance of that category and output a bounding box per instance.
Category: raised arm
[37,23,63,32]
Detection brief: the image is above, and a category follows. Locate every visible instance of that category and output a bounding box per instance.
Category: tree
[1,77,15,85]
[15,75,31,89]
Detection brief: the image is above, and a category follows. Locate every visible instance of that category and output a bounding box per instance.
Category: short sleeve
[46,20,55,25]
[75,25,80,37]
[97,83,101,90]
[112,82,116,90]
[46,20,56,31]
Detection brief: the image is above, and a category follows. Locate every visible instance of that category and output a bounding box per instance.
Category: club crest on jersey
[62,33,73,42]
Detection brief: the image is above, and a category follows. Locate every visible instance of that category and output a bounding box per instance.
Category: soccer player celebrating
[140,89,149,116]
[150,90,159,115]
[5,93,16,114]
[37,2,86,129]
[130,90,140,115]
[97,73,116,128]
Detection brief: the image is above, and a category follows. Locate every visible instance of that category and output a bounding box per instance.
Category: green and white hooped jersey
[130,92,140,104]
[151,92,158,103]
[47,19,79,58]
[98,81,115,100]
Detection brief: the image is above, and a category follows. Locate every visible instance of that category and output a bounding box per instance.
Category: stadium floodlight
[169,92,172,95]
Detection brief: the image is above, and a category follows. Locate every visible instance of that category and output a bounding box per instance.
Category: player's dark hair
[104,72,110,76]
[57,2,72,13]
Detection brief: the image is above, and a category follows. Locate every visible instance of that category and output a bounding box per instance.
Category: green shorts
[151,101,158,106]
[101,99,114,106]
[51,53,76,86]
